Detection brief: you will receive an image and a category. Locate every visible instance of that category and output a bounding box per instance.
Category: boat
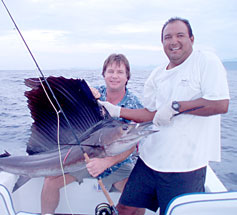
[1,164,236,215]
[165,190,237,215]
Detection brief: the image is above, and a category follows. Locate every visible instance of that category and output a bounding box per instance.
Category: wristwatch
[172,101,180,112]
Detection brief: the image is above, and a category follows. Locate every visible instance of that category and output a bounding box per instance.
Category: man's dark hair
[161,17,193,42]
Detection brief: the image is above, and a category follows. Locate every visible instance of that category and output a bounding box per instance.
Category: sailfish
[0,76,157,192]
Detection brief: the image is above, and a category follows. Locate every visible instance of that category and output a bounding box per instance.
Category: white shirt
[140,50,230,172]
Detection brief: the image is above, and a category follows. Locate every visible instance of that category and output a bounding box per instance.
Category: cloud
[69,42,162,53]
[0,0,236,69]
[23,29,69,42]
[107,21,162,34]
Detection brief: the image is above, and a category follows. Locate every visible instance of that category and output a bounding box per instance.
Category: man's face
[104,62,128,92]
[162,20,194,69]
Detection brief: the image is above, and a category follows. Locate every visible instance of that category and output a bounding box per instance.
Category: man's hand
[98,100,121,118]
[89,87,101,99]
[86,157,110,177]
[153,102,178,126]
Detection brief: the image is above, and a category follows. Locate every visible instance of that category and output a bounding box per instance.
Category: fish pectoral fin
[0,150,11,158]
[12,176,31,192]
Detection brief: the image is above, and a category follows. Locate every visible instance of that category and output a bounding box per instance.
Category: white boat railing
[0,165,230,215]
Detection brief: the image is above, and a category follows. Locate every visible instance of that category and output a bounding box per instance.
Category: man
[41,54,144,214]
[99,17,230,215]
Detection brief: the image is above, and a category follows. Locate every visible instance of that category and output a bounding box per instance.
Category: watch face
[172,101,180,111]
[173,103,179,109]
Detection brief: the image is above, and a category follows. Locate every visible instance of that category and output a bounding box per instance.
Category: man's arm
[86,146,135,177]
[120,108,156,123]
[152,98,229,126]
[98,100,156,123]
[178,98,229,116]
[99,98,229,127]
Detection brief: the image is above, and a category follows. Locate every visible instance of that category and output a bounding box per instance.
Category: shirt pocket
[173,76,201,101]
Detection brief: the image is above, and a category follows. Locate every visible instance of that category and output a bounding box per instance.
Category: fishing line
[56,143,103,148]
[1,1,78,214]
[1,0,85,154]
[2,1,118,214]
[30,78,74,214]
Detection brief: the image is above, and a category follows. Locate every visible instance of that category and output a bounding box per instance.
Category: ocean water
[0,68,236,191]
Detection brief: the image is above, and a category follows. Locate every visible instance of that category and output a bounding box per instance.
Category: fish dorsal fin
[25,76,110,154]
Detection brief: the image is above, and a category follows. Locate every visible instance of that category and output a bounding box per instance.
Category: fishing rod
[1,1,118,214]
[1,0,84,154]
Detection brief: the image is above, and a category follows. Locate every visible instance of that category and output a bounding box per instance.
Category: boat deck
[0,166,227,215]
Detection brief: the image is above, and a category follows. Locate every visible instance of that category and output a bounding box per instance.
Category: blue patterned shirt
[95,85,143,178]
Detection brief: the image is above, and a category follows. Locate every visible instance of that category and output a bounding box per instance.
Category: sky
[0,0,236,70]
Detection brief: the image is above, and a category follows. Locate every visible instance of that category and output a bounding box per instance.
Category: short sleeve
[143,68,159,111]
[199,51,230,100]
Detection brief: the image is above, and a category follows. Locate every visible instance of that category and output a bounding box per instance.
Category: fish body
[0,76,157,191]
[0,120,155,178]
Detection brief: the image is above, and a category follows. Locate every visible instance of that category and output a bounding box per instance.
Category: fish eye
[122,125,129,130]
